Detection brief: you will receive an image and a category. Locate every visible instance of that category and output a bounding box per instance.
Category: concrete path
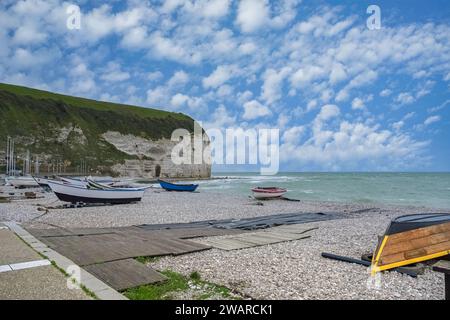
[0,224,89,300]
[1,221,127,300]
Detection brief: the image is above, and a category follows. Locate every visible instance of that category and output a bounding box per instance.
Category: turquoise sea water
[192,173,450,209]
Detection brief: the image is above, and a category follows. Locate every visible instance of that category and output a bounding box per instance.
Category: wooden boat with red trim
[371,213,450,275]
[251,187,287,199]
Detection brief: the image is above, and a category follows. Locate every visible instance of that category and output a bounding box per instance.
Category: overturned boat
[371,213,450,275]
[47,180,147,204]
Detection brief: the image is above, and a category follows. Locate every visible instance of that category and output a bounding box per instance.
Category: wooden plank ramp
[83,259,167,291]
[33,230,213,266]
[25,222,318,290]
[193,225,317,251]
[26,226,238,290]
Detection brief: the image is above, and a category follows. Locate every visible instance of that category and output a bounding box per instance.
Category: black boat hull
[54,192,141,204]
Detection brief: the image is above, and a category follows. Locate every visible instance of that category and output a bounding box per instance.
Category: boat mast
[26,150,30,175]
[12,140,15,176]
[7,137,15,177]
[35,156,39,176]
[5,136,9,176]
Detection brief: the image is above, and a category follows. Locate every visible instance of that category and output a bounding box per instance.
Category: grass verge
[135,256,161,264]
[123,269,241,300]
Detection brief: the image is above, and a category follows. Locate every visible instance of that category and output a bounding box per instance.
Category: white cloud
[82,5,155,43]
[203,65,235,89]
[170,93,190,109]
[236,0,270,33]
[290,65,325,88]
[403,112,415,121]
[413,70,429,79]
[270,0,302,29]
[237,90,253,105]
[392,121,404,131]
[148,31,202,64]
[416,80,435,99]
[380,89,392,97]
[70,78,96,95]
[282,126,305,144]
[203,105,236,129]
[120,26,148,49]
[12,23,47,45]
[242,100,271,120]
[10,47,61,71]
[148,71,164,82]
[395,92,415,105]
[277,113,290,129]
[146,86,167,106]
[424,115,441,126]
[316,104,340,122]
[100,62,130,82]
[351,98,365,110]
[336,70,377,102]
[238,42,257,55]
[428,99,450,113]
[351,95,373,110]
[217,84,233,97]
[281,120,429,170]
[296,11,354,37]
[200,0,231,19]
[168,70,190,87]
[329,62,347,84]
[306,100,318,112]
[261,67,291,105]
[82,5,116,42]
[160,0,185,14]
[169,92,205,111]
[444,72,450,81]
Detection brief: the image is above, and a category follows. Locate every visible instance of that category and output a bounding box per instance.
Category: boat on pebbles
[251,187,287,199]
[47,180,148,204]
[158,179,199,192]
[6,176,39,188]
[371,213,450,274]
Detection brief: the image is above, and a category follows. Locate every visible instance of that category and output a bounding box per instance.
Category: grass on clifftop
[0,82,188,120]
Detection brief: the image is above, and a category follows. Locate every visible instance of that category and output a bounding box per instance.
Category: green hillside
[0,83,196,175]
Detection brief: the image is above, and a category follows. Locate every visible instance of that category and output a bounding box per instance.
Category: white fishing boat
[108,179,136,188]
[60,176,88,187]
[60,176,123,187]
[86,179,141,190]
[34,177,52,191]
[47,180,148,204]
[6,176,39,188]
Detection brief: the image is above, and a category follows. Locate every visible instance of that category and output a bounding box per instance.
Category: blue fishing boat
[158,179,199,192]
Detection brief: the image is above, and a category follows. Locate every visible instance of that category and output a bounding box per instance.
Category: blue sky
[0,0,449,172]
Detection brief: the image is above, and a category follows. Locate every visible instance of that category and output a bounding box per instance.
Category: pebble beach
[0,185,447,300]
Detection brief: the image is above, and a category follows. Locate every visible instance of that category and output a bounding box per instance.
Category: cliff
[0,83,211,178]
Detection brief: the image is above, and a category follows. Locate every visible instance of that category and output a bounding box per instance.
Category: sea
[191,172,450,209]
